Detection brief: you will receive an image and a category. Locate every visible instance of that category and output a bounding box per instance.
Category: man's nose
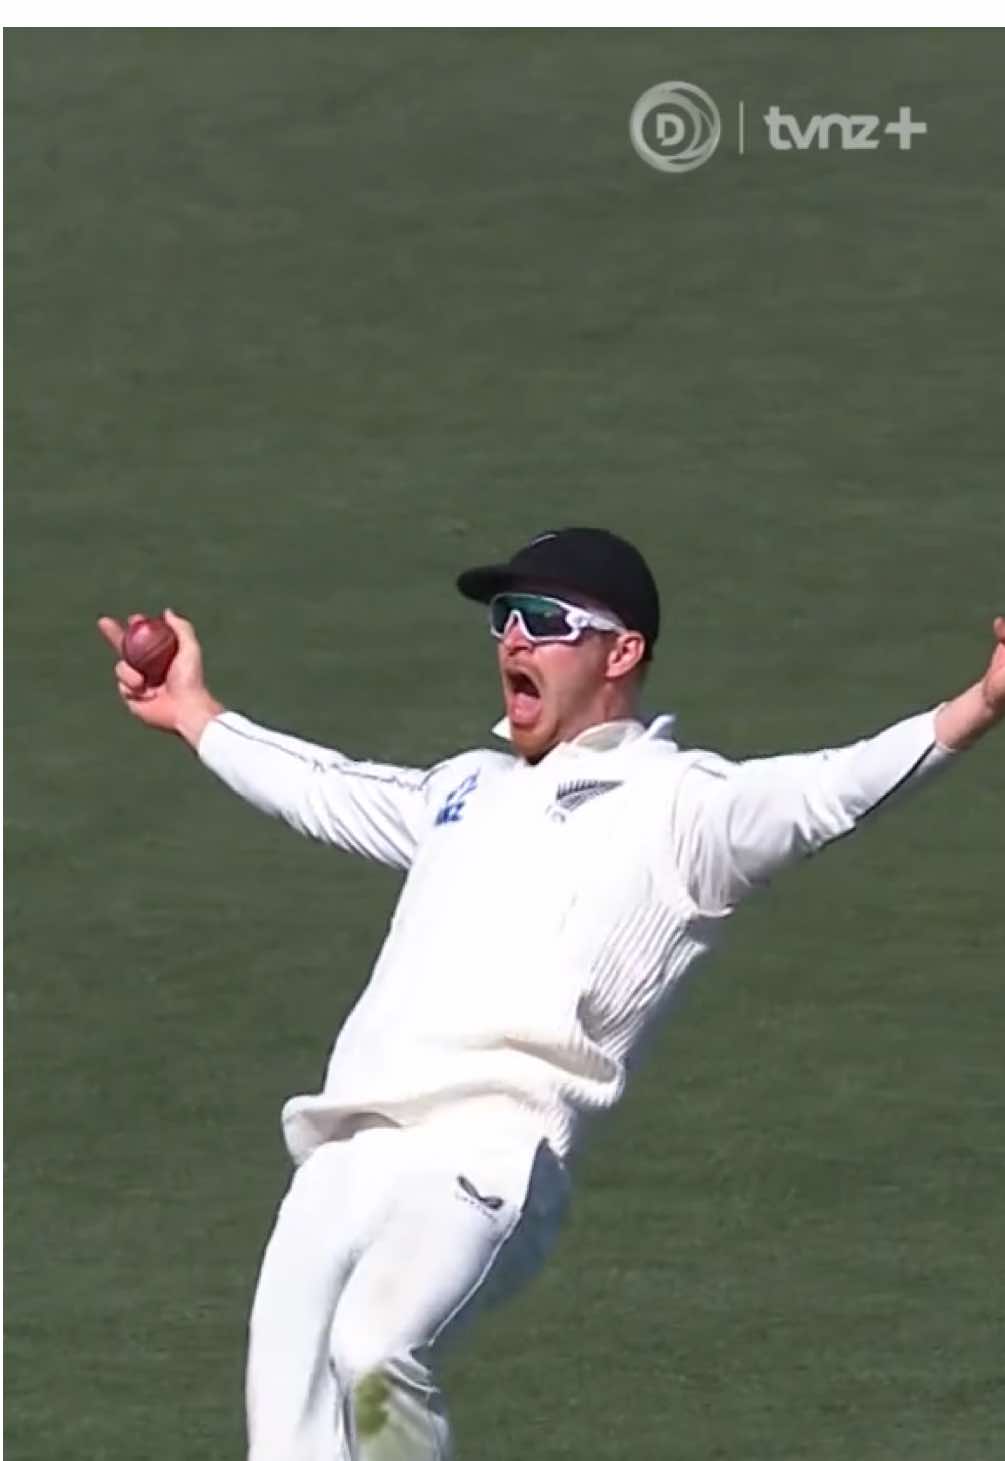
[501,614,533,651]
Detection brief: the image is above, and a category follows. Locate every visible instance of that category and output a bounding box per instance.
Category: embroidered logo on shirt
[553,778,623,815]
[435,771,480,825]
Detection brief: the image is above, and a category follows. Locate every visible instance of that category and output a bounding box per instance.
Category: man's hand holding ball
[97,609,223,747]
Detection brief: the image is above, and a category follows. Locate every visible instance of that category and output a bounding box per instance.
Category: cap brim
[456,564,522,604]
[457,564,596,605]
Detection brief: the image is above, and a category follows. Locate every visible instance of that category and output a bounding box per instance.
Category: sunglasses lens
[490,594,575,640]
[489,597,513,635]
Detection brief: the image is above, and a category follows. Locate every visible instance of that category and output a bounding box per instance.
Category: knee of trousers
[329,1320,429,1394]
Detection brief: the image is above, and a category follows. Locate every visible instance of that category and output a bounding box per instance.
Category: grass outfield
[6,28,1004,1461]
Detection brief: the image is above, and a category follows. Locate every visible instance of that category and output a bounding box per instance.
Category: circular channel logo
[629,81,721,174]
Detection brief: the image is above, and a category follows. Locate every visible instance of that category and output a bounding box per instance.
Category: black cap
[456,527,660,658]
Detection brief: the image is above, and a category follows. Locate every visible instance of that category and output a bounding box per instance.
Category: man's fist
[934,615,1005,751]
[982,615,1005,717]
[97,609,223,746]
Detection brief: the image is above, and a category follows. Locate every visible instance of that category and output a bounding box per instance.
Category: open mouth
[503,666,543,728]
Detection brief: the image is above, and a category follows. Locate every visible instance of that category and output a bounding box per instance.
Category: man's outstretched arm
[672,616,1005,914]
[97,610,436,870]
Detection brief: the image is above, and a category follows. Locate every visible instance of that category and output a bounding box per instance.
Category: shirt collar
[491,714,677,753]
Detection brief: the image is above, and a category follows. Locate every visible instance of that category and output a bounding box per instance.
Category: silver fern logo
[629,81,721,174]
[552,779,623,818]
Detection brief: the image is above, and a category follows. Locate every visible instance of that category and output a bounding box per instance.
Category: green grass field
[5,28,1004,1461]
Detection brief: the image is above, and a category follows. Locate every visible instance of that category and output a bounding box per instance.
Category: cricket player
[99,527,1004,1461]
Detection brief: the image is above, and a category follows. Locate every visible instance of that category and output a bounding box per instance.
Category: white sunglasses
[489,592,625,644]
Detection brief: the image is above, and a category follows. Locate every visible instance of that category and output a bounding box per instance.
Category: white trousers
[245,1116,570,1460]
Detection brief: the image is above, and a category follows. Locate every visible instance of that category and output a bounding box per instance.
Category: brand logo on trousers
[456,1174,504,1211]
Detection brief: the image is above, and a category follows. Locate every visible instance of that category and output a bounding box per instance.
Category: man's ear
[607,631,647,681]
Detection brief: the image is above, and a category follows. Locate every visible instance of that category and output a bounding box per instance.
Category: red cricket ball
[122,615,179,686]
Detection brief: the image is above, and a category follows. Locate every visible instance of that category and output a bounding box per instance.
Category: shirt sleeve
[670,706,956,914]
[197,712,444,871]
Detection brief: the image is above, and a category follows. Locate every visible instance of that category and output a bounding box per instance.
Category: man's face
[494,588,642,762]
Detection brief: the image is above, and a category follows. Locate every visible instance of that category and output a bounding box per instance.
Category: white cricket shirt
[198,706,953,1164]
